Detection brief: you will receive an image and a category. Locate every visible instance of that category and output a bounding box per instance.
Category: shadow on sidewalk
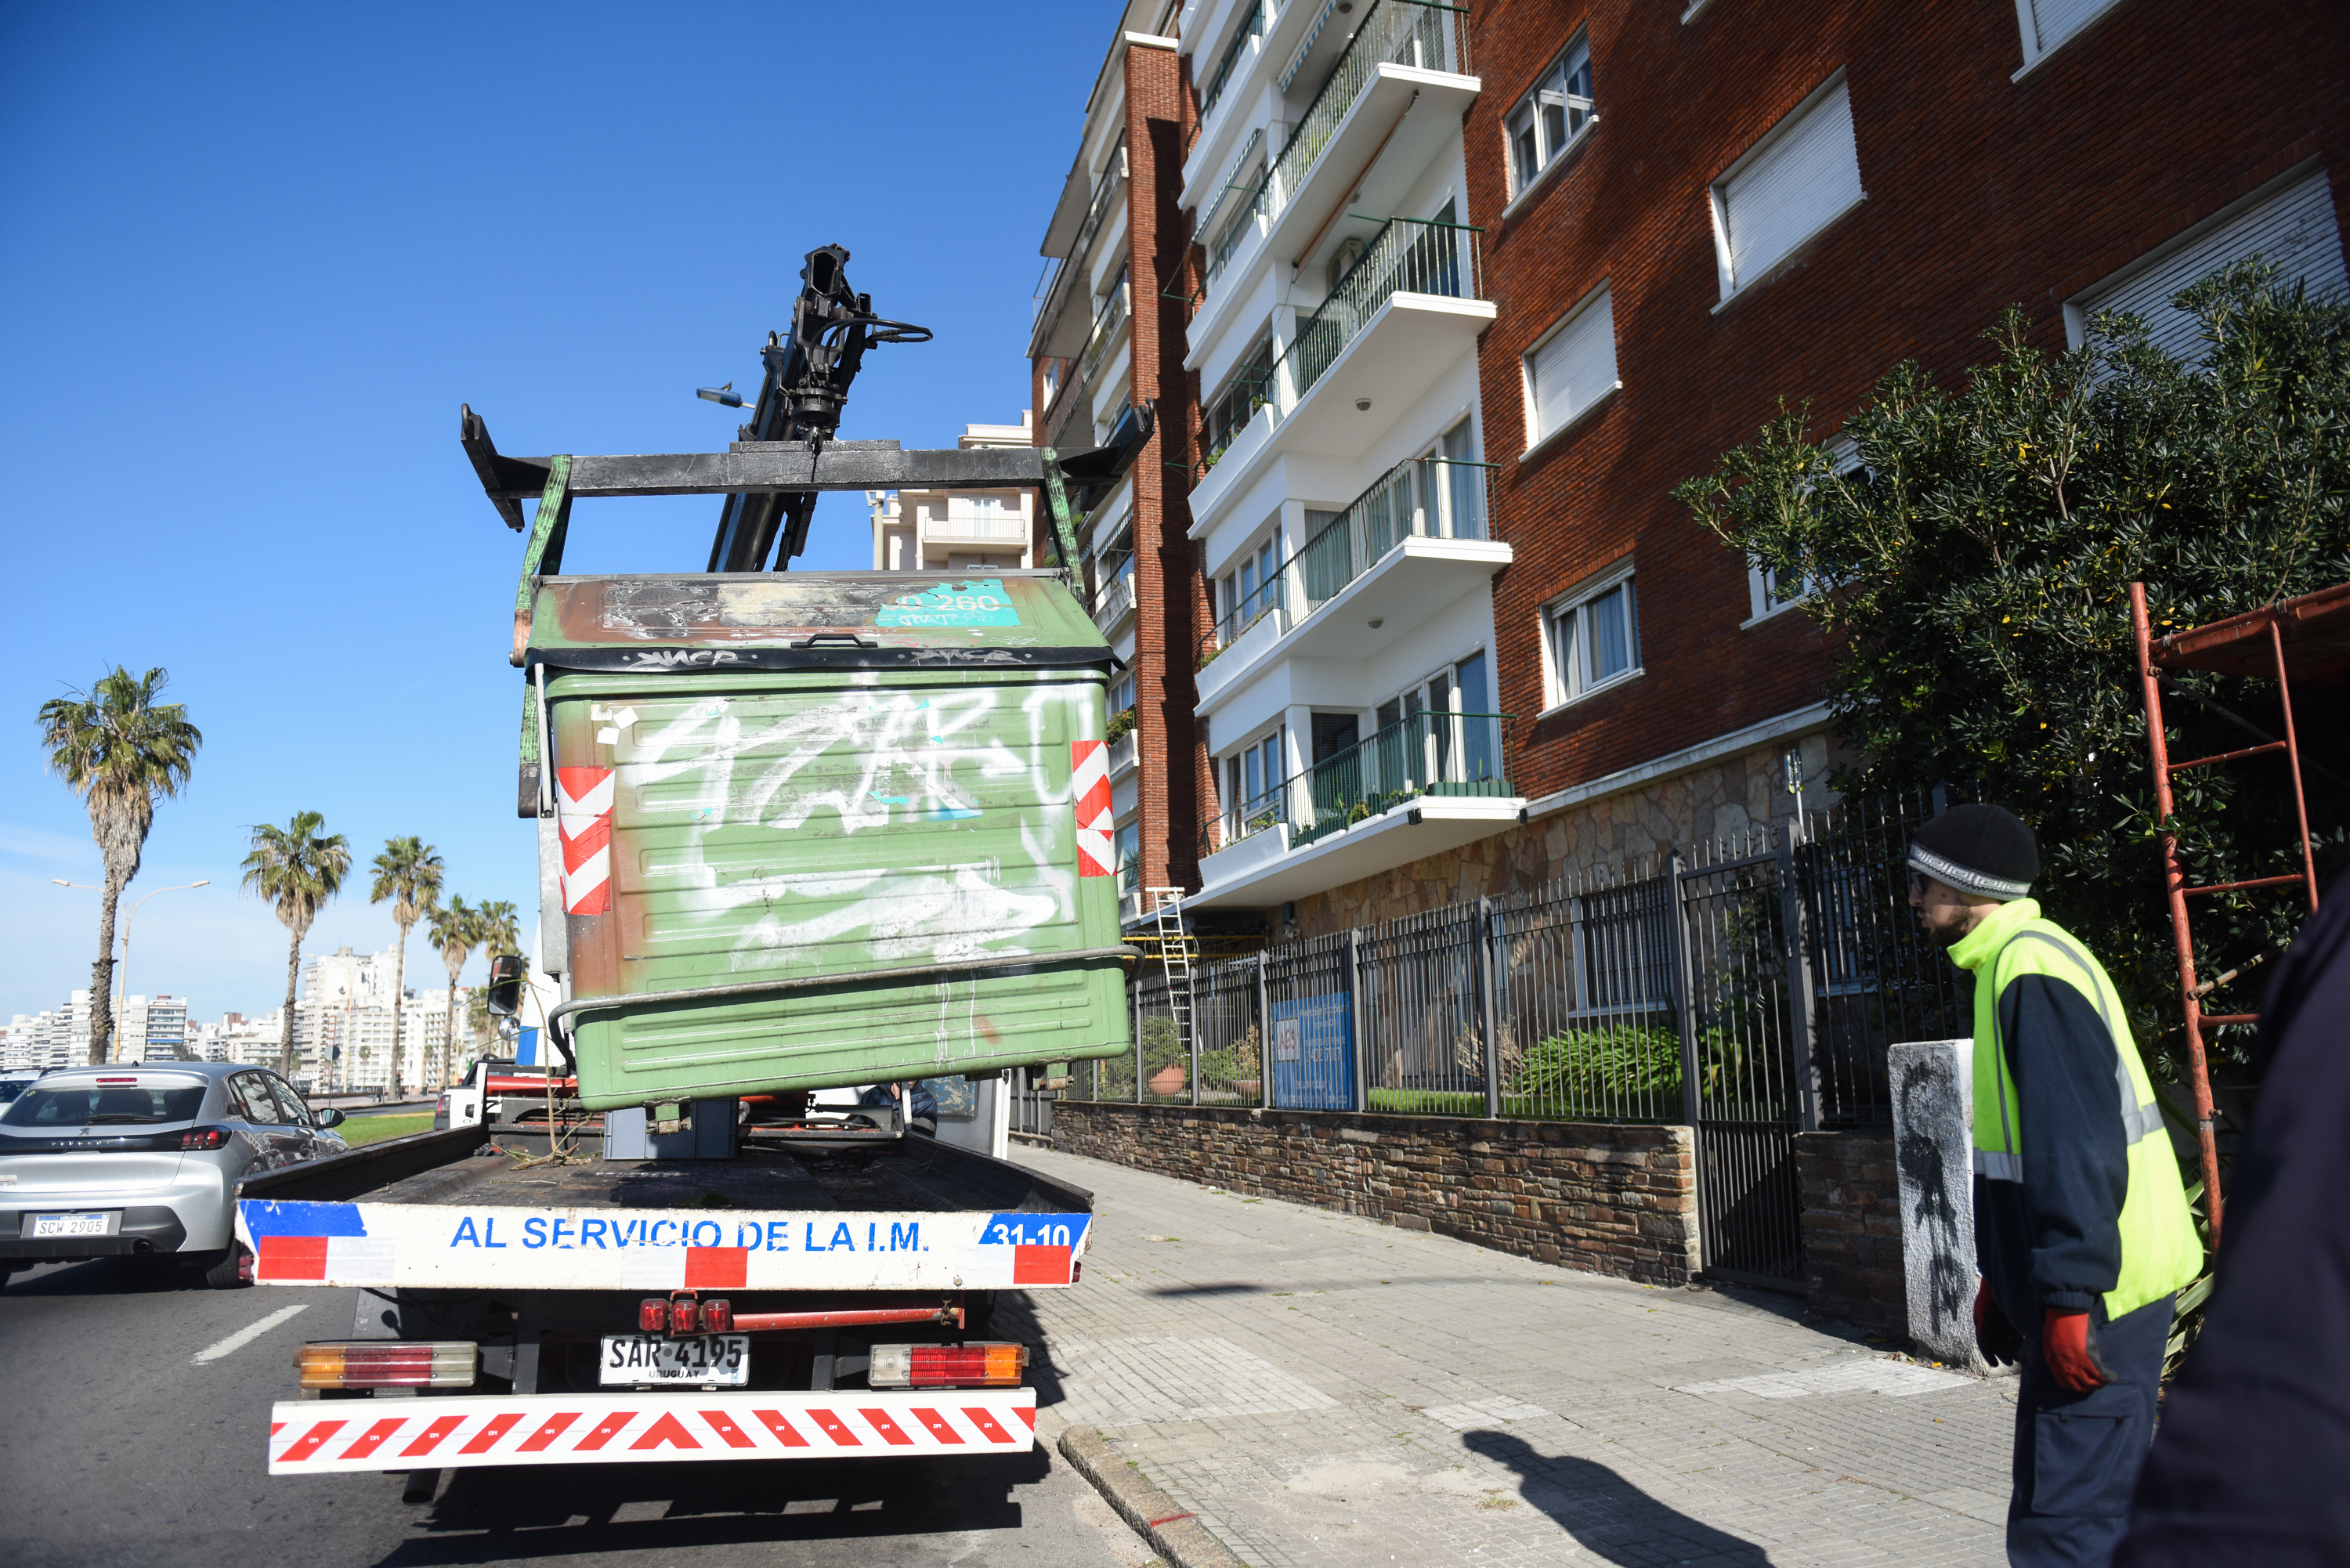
[1465,1429,1769,1565]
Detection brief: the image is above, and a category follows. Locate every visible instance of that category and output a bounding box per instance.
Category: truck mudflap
[266,1389,1036,1473]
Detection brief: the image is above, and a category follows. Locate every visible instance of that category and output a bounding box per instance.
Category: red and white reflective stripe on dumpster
[555,766,615,916]
[1071,741,1112,876]
[266,1389,1036,1473]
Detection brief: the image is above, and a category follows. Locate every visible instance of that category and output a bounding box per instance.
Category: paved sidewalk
[1008,1145,2016,1568]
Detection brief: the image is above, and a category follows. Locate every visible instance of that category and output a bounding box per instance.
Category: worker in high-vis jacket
[1906,804,2200,1567]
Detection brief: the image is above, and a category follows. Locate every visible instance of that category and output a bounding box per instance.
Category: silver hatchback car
[0,1062,349,1288]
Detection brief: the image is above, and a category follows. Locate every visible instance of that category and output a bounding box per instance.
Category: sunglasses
[1907,871,1931,898]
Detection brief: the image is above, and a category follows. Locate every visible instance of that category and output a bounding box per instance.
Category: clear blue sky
[0,2,1104,1022]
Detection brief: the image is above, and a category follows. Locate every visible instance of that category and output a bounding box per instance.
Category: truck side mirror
[486,954,526,1018]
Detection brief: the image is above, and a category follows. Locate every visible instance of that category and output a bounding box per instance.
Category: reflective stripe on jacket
[1954,898,2200,1321]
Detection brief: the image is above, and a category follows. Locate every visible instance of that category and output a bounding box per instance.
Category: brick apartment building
[1031,0,1207,927]
[1032,0,2345,938]
[1283,0,2349,934]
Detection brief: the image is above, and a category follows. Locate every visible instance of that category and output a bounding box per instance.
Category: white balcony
[1265,63,1480,284]
[1188,221,1494,532]
[1195,706,1520,910]
[1092,570,1136,634]
[1193,793,1524,909]
[1108,730,1138,779]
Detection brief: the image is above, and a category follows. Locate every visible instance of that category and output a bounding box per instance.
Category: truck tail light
[700,1298,732,1333]
[867,1342,1029,1389]
[180,1125,233,1151]
[293,1341,479,1389]
[638,1299,668,1333]
[669,1297,698,1337]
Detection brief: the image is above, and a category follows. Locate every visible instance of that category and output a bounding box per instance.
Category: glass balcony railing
[1032,143,1128,351]
[1269,0,1470,222]
[1196,455,1491,667]
[1083,277,1131,384]
[1204,708,1511,858]
[1201,130,1267,291]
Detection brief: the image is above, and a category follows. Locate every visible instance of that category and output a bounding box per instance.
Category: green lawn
[336,1112,435,1147]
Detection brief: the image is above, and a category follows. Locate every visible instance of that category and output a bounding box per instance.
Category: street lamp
[114,880,211,1062]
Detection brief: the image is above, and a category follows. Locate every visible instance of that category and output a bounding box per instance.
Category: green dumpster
[526,571,1132,1111]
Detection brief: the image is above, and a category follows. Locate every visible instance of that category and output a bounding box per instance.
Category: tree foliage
[368,836,443,1097]
[1676,262,2350,1080]
[38,666,202,1062]
[242,811,350,1076]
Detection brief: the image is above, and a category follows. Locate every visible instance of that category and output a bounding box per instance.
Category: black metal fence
[1058,793,1965,1286]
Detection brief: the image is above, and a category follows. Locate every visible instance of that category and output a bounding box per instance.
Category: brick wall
[1795,1129,1906,1332]
[1467,0,2350,803]
[1053,1100,1700,1285]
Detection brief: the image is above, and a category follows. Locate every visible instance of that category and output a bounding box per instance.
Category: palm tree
[426,896,476,1089]
[38,667,202,1063]
[368,837,443,1099]
[241,812,351,1077]
[472,899,522,1053]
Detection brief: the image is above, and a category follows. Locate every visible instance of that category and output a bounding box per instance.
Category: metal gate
[1672,844,1808,1288]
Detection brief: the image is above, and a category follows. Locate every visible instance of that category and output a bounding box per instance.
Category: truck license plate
[598,1335,751,1386]
[30,1212,115,1239]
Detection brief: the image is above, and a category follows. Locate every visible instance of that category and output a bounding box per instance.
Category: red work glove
[2041,1308,2111,1393]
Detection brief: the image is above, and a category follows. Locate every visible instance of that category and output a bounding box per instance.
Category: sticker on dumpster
[556,766,615,916]
[1072,740,1112,875]
[875,579,1023,629]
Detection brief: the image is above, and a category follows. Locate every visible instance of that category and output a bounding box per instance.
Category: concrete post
[1889,1039,1987,1372]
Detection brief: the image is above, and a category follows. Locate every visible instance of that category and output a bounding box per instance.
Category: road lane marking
[193,1302,309,1364]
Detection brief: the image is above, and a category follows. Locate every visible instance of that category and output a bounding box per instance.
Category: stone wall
[1053,1100,1699,1286]
[1795,1130,1906,1333]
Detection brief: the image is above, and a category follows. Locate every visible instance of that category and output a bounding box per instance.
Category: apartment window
[1524,285,1618,446]
[1110,673,1136,714]
[1204,334,1275,458]
[2016,0,2127,68]
[1546,569,1640,706]
[1367,649,1499,791]
[1220,529,1282,634]
[1506,34,1594,197]
[1224,726,1289,836]
[1711,75,1864,300]
[2066,164,2347,365]
[1414,418,1486,539]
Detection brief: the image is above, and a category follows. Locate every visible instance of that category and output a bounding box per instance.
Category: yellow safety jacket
[1951,898,2200,1321]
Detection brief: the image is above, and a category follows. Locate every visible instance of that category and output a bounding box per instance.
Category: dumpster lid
[526,570,1112,674]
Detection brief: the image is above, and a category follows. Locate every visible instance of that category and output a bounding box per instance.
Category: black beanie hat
[1907,804,2038,901]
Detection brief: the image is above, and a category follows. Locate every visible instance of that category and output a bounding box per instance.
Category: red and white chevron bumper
[555,765,615,916]
[267,1389,1035,1473]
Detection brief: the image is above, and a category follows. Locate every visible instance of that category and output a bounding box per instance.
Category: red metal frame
[2128,580,2348,1240]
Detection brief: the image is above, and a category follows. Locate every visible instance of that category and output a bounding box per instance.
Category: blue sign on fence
[1269,992,1353,1111]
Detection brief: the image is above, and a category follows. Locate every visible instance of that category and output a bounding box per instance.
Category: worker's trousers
[2008,1293,2174,1567]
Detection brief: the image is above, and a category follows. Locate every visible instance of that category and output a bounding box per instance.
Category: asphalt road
[0,1258,1154,1568]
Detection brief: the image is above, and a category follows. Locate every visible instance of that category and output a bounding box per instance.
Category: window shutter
[2075,168,2348,364]
[1527,287,1617,441]
[1720,79,1864,290]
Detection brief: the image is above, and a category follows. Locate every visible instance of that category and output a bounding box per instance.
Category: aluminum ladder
[1147,887,1197,1061]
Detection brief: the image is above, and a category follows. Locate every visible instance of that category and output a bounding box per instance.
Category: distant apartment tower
[118,995,190,1062]
[868,412,1040,574]
[1030,0,1202,926]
